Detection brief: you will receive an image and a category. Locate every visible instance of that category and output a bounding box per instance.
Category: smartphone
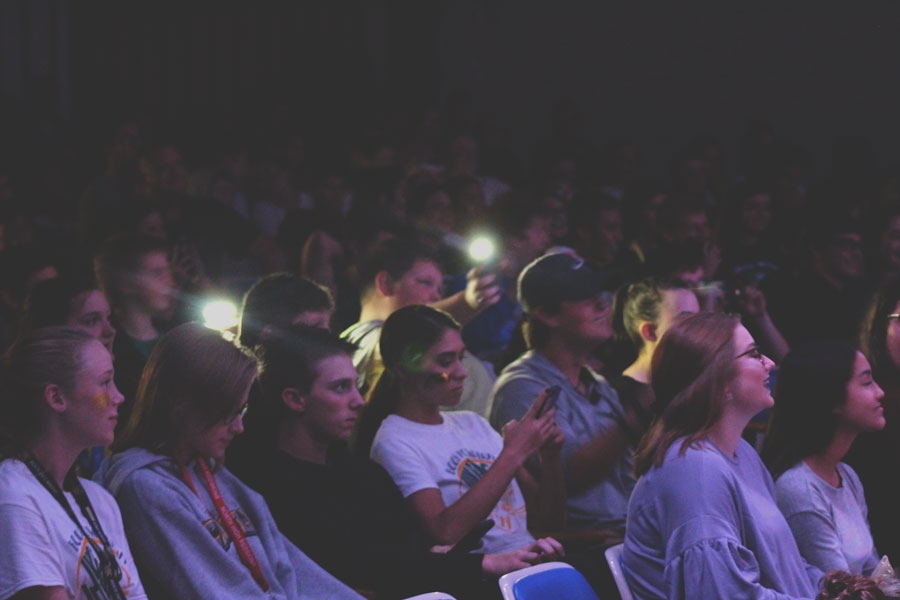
[449,519,494,554]
[536,385,561,418]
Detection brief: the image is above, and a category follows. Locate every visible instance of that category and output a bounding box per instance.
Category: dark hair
[238,273,334,348]
[486,189,547,241]
[357,237,438,301]
[521,303,561,350]
[611,277,692,351]
[761,341,858,480]
[816,571,886,600]
[115,323,258,453]
[859,273,900,382]
[94,233,169,307]
[353,305,459,456]
[0,327,98,456]
[21,275,99,334]
[255,325,357,422]
[634,312,739,476]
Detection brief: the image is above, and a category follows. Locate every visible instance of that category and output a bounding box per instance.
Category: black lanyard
[20,452,127,600]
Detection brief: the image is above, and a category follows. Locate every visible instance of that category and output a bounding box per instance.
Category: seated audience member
[238,273,334,346]
[762,341,883,576]
[341,237,498,415]
[608,276,699,418]
[237,325,557,599]
[451,191,551,362]
[768,208,867,346]
[22,275,116,353]
[21,275,118,476]
[624,312,823,599]
[847,274,900,564]
[490,252,634,533]
[96,323,362,600]
[567,191,625,284]
[0,327,146,599]
[93,234,175,422]
[356,306,567,559]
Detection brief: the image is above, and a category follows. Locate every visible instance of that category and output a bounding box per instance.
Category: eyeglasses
[224,402,249,426]
[736,346,765,366]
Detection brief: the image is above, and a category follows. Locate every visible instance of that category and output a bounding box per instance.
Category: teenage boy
[234,325,556,599]
[490,252,642,536]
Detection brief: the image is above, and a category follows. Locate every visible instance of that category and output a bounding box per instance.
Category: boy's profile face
[131,250,174,315]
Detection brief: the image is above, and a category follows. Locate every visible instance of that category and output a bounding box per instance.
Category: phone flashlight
[202,299,239,336]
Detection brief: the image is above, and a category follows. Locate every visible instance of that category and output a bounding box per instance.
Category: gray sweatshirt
[96,448,362,600]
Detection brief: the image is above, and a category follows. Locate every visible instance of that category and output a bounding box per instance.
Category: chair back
[605,543,635,600]
[498,561,599,600]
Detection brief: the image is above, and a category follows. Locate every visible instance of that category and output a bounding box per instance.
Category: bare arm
[407,402,557,545]
[9,587,69,600]
[431,268,500,325]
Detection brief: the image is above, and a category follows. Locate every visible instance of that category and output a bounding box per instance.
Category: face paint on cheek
[92,392,112,409]
[424,371,451,387]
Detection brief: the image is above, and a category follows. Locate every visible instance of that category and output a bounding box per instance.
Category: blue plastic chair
[498,561,599,600]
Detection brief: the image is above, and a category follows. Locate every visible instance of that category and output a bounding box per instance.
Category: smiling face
[728,324,775,417]
[67,290,116,353]
[836,352,886,433]
[62,341,124,448]
[300,354,364,444]
[554,293,613,347]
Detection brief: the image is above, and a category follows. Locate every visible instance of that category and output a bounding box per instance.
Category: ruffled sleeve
[667,538,815,600]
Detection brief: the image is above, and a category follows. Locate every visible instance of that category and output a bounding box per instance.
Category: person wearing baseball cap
[490,250,642,546]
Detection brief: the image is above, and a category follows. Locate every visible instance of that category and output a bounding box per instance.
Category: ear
[639,321,658,343]
[531,306,559,328]
[374,270,395,297]
[282,388,306,415]
[43,384,68,414]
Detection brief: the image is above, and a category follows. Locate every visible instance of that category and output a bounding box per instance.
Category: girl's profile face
[837,352,885,433]
[416,328,468,408]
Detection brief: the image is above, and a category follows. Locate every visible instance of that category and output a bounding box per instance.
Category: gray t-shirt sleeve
[784,509,851,574]
[489,375,545,431]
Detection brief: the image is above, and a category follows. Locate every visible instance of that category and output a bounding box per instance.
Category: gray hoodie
[96,448,362,600]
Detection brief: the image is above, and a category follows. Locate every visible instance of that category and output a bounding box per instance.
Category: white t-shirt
[0,459,147,600]
[370,411,534,554]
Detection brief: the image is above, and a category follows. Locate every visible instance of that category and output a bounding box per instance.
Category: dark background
[2,1,899,178]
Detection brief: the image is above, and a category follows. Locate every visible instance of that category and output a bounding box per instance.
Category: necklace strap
[181,459,270,591]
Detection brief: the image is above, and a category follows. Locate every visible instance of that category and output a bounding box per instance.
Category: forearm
[420,451,524,545]
[431,290,480,325]
[566,426,630,493]
[748,313,789,364]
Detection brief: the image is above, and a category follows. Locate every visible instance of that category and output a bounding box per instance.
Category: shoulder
[0,459,43,504]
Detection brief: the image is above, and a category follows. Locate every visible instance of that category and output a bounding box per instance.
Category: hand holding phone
[535,385,561,418]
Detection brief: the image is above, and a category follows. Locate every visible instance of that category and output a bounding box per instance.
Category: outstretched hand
[481,537,566,576]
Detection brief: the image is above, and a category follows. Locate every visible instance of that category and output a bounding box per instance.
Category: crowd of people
[1,104,900,599]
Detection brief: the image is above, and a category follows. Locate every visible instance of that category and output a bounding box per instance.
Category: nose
[428,289,442,304]
[230,414,245,434]
[875,381,886,401]
[111,384,126,407]
[350,388,365,410]
[103,320,116,340]
[453,359,468,381]
[762,354,775,372]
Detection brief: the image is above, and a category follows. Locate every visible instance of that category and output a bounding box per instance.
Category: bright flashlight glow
[203,300,238,332]
[469,237,495,262]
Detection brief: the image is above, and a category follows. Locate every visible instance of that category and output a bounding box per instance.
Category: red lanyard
[180,459,270,592]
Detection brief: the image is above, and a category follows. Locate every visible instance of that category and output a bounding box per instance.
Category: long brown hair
[633,311,739,476]
[115,323,258,452]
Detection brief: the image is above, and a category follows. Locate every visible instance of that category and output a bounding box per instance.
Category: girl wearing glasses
[0,327,145,600]
[762,341,883,576]
[96,323,361,599]
[623,312,823,600]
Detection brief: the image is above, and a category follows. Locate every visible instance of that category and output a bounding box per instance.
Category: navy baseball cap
[517,251,608,313]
